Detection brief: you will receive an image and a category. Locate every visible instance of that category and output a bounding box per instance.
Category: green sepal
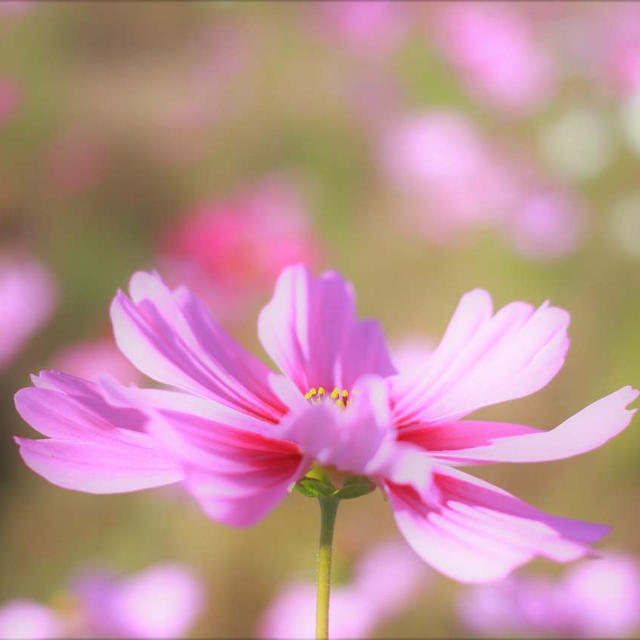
[294,476,336,498]
[333,475,376,500]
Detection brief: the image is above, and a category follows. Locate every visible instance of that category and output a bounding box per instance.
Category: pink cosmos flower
[51,338,141,385]
[158,177,321,316]
[458,553,640,637]
[0,563,205,639]
[258,540,428,639]
[0,77,21,126]
[14,265,638,583]
[0,254,56,369]
[433,2,555,115]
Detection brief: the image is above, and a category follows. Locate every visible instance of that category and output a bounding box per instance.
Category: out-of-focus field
[1,2,639,637]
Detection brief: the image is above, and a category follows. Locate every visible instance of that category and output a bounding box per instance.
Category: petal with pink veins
[398,420,538,454]
[110,271,286,421]
[257,265,395,393]
[387,467,609,583]
[426,386,638,464]
[14,376,183,494]
[392,289,570,424]
[102,379,308,527]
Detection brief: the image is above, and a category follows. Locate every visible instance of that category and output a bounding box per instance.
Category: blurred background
[1,1,640,637]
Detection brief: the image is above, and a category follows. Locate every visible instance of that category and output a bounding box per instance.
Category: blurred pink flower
[381,110,588,259]
[258,583,372,640]
[51,338,140,385]
[433,2,555,115]
[458,553,640,637]
[258,540,428,639]
[158,177,321,316]
[0,254,56,369]
[15,265,638,582]
[0,78,21,125]
[43,129,108,196]
[311,1,408,57]
[0,563,205,639]
[506,187,586,261]
[0,602,63,640]
[598,4,640,97]
[381,112,519,242]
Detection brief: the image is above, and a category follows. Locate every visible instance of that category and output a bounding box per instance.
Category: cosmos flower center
[304,386,351,408]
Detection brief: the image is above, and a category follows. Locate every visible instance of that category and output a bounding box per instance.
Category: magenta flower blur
[458,553,640,637]
[381,109,588,260]
[0,564,205,639]
[597,3,640,97]
[0,254,56,369]
[258,540,428,639]
[310,0,407,57]
[381,112,518,242]
[433,2,555,115]
[506,188,586,261]
[14,265,638,583]
[158,177,321,317]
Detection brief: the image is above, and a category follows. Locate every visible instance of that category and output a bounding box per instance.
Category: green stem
[315,497,339,640]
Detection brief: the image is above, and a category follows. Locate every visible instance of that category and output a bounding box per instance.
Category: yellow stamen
[331,387,340,400]
[317,386,326,396]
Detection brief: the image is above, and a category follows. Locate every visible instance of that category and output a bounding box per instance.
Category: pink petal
[392,289,570,424]
[14,376,183,493]
[23,371,147,436]
[426,387,638,464]
[110,271,286,421]
[387,467,609,583]
[105,381,307,527]
[183,457,308,527]
[15,437,183,494]
[257,264,395,394]
[399,420,538,453]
